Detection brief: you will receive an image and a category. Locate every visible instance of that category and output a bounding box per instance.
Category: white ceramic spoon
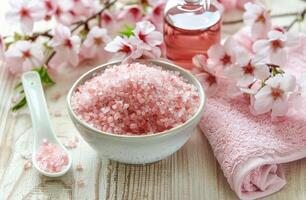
[22,71,72,177]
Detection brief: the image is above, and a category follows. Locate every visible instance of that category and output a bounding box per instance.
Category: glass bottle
[164,0,221,70]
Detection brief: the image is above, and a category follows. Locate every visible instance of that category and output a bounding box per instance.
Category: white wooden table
[0,0,306,199]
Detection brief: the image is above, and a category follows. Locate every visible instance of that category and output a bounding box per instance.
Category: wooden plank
[105,129,220,200]
[0,0,306,200]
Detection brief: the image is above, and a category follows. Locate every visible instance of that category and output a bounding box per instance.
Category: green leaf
[32,66,55,86]
[14,82,22,90]
[13,32,23,41]
[12,97,26,112]
[119,25,134,37]
[5,41,14,48]
[12,66,55,112]
[79,28,89,40]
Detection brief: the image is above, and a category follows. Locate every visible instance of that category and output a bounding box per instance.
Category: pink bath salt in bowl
[36,139,69,173]
[71,62,200,135]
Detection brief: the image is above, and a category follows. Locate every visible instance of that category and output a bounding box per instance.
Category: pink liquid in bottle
[164,0,221,70]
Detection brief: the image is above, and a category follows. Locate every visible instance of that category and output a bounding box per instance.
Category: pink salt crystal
[51,92,61,101]
[64,137,79,149]
[35,139,69,173]
[42,138,49,145]
[76,164,84,171]
[52,110,62,117]
[71,63,200,135]
[77,180,85,187]
[24,160,32,170]
[20,151,32,160]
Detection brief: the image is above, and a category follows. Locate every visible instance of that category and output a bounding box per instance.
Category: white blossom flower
[6,0,45,33]
[253,74,297,117]
[5,41,44,75]
[49,25,81,66]
[224,53,270,87]
[133,20,163,49]
[243,2,271,39]
[253,30,299,66]
[207,37,238,69]
[82,26,110,58]
[105,36,143,61]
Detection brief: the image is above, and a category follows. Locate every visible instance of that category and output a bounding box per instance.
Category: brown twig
[28,31,52,41]
[71,0,118,32]
[223,10,306,25]
[45,51,56,65]
[285,8,306,31]
[45,0,118,66]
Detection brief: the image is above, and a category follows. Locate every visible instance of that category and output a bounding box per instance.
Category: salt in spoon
[22,71,72,177]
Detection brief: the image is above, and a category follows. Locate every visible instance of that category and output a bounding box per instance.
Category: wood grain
[0,0,306,200]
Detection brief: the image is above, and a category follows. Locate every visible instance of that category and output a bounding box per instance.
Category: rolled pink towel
[199,33,306,200]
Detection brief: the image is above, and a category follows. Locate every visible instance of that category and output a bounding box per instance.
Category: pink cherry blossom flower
[72,0,100,19]
[243,2,271,39]
[145,0,166,31]
[232,27,254,54]
[252,74,297,117]
[5,0,45,33]
[252,30,300,66]
[207,37,237,70]
[105,36,143,61]
[133,21,163,50]
[240,79,263,95]
[100,10,115,26]
[100,10,127,37]
[49,25,81,67]
[224,53,270,87]
[140,45,162,58]
[43,0,57,20]
[117,5,143,23]
[5,41,44,75]
[82,26,110,58]
[193,54,218,95]
[53,0,74,25]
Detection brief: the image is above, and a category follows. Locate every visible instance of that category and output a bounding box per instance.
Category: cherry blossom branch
[285,8,306,31]
[45,51,56,66]
[223,10,306,25]
[71,0,119,32]
[28,32,52,41]
[44,0,119,66]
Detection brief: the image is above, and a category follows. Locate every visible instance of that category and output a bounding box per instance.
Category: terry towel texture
[199,33,306,200]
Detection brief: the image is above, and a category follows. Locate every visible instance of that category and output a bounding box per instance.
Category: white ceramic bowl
[67,59,205,164]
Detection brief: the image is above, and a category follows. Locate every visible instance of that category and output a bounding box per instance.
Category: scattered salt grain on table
[78,180,86,187]
[63,137,79,149]
[71,63,200,135]
[24,160,32,170]
[76,164,84,171]
[52,110,63,117]
[36,139,69,173]
[20,151,32,160]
